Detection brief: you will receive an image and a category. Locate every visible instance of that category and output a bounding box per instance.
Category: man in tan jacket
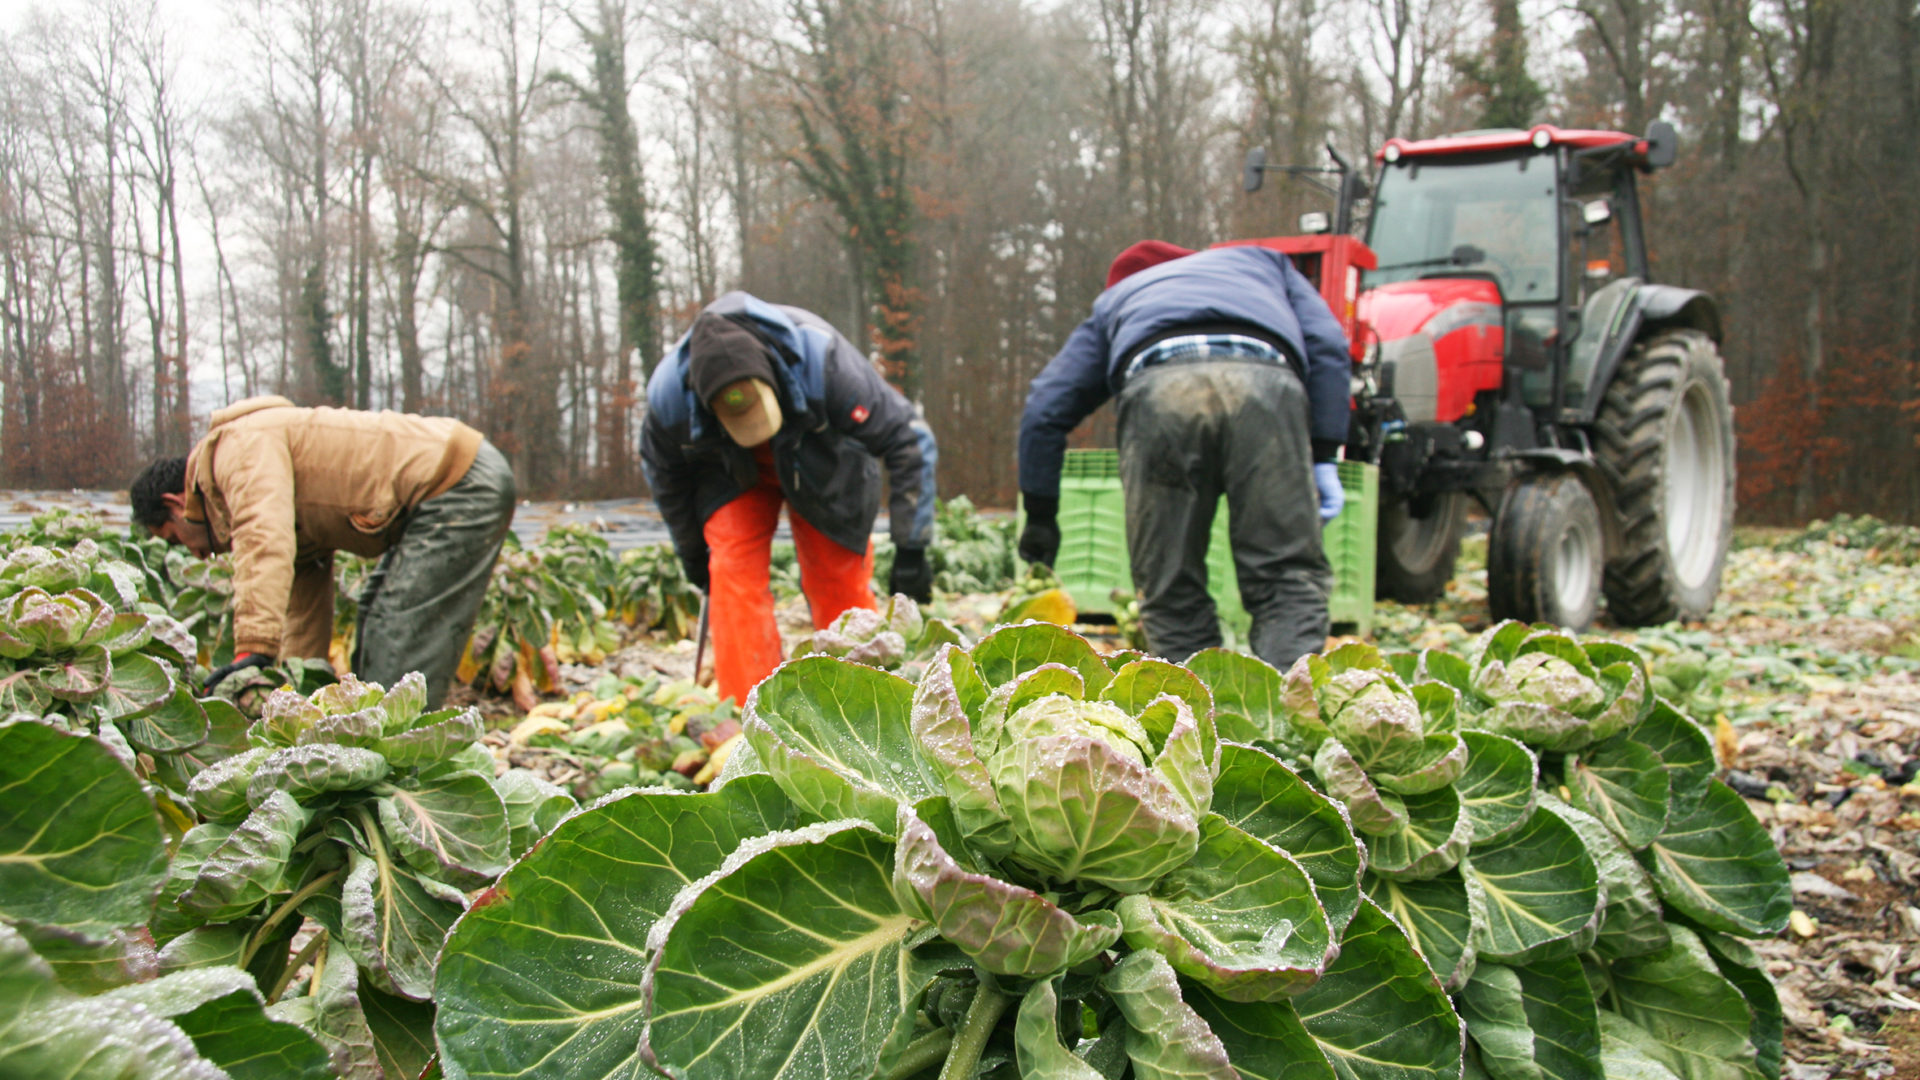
[130,396,516,707]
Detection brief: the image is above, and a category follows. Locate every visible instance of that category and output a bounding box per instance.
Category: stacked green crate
[1051,450,1129,614]
[1042,449,1379,638]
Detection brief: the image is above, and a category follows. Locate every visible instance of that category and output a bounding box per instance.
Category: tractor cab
[1241,122,1733,631]
[1360,125,1672,434]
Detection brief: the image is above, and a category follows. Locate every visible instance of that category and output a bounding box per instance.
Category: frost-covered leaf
[1459,956,1601,1080]
[1103,949,1236,1080]
[1463,808,1601,964]
[1538,795,1667,961]
[972,621,1112,695]
[640,820,936,1080]
[1186,647,1287,745]
[893,800,1119,977]
[745,656,939,829]
[0,719,167,936]
[1456,731,1537,844]
[246,743,391,806]
[299,707,388,749]
[1596,1012,1685,1080]
[1015,977,1107,1079]
[908,644,1011,858]
[326,845,464,1000]
[0,924,227,1080]
[1697,930,1782,1080]
[1103,657,1217,764]
[1627,700,1717,816]
[435,777,796,1080]
[1183,981,1336,1080]
[1566,733,1669,850]
[492,768,578,857]
[990,715,1199,894]
[1119,815,1334,1001]
[1314,736,1407,835]
[376,706,483,767]
[119,679,210,758]
[1366,787,1472,881]
[1211,742,1365,936]
[1367,868,1480,990]
[186,746,271,824]
[1638,780,1791,937]
[177,790,309,921]
[1290,898,1465,1080]
[1606,926,1762,1080]
[374,771,510,886]
[103,965,333,1080]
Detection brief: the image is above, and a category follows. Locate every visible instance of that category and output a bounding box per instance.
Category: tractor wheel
[1376,493,1466,603]
[1594,330,1735,625]
[1487,473,1604,629]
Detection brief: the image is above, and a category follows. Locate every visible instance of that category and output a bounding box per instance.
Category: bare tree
[551,0,660,490]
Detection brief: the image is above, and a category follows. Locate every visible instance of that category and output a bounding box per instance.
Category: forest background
[0,0,1908,523]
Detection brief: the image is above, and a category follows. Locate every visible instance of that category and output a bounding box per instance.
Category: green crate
[1052,450,1128,614]
[1037,450,1378,639]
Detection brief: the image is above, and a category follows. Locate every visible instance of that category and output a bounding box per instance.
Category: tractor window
[1367,155,1561,301]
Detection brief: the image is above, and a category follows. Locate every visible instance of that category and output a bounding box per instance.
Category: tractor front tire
[1376,493,1466,604]
[1594,330,1735,625]
[1487,473,1604,630]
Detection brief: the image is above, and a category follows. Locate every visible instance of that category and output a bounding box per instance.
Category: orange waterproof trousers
[704,449,876,705]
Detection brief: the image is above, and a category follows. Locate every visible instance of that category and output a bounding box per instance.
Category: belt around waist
[1122,333,1292,384]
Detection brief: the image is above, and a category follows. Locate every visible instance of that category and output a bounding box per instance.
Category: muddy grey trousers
[352,442,516,707]
[1117,360,1331,670]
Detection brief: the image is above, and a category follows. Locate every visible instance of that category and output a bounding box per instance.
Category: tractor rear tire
[1594,330,1735,625]
[1376,493,1466,603]
[1487,473,1604,629]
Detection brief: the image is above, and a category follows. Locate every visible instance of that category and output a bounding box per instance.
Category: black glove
[205,652,272,693]
[888,546,934,603]
[1018,493,1061,568]
[681,552,710,592]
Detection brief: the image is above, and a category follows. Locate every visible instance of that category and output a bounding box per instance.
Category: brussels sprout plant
[1195,621,1791,1080]
[436,621,1462,1080]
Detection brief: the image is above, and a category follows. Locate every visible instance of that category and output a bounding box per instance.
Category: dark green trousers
[1117,361,1331,670]
[353,442,516,707]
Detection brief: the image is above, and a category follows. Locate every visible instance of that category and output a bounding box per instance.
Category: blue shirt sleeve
[1281,257,1353,447]
[1017,316,1114,499]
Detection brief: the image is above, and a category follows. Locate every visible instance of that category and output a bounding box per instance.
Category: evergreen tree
[1454,0,1546,128]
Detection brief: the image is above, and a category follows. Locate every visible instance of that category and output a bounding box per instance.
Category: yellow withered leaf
[1002,588,1077,627]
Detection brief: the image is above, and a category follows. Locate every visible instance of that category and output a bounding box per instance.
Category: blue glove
[1314,462,1345,523]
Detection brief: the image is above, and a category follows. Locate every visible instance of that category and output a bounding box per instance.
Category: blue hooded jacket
[641,292,937,576]
[1017,245,1352,498]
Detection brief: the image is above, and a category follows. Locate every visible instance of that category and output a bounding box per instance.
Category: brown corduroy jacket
[183,396,484,659]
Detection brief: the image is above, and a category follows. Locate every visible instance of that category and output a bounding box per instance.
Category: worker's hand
[681,553,710,592]
[888,546,934,603]
[1018,493,1061,568]
[1313,463,1345,523]
[204,652,272,693]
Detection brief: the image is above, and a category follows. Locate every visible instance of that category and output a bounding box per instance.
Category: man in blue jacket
[642,292,938,703]
[1018,240,1351,668]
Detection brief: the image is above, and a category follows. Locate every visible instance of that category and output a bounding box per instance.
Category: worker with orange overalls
[641,292,938,705]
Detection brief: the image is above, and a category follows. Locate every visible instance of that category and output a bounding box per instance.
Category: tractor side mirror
[1244,146,1268,193]
[1299,211,1331,234]
[1581,199,1613,227]
[1644,121,1678,169]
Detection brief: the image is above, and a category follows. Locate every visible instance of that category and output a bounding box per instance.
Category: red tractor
[1239,121,1733,629]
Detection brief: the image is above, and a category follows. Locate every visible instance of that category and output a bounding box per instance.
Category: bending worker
[642,291,937,705]
[130,396,516,707]
[1017,240,1352,669]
